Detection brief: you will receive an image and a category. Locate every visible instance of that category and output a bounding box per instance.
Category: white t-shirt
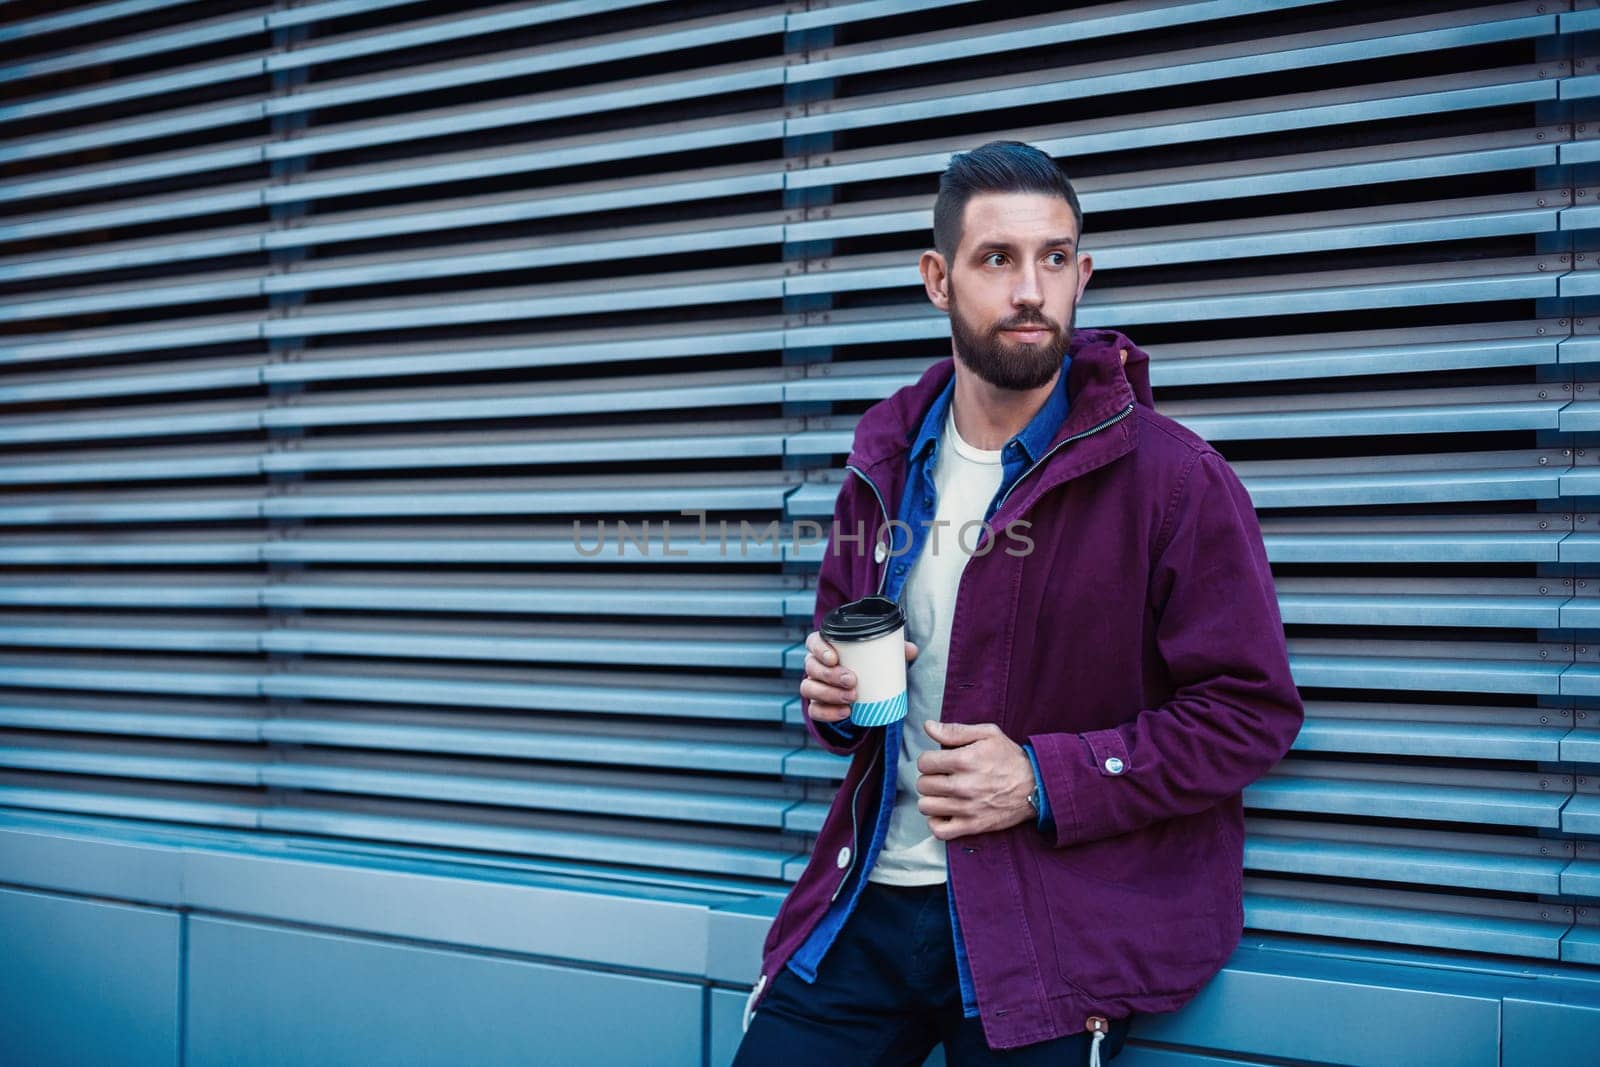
[868,403,1005,886]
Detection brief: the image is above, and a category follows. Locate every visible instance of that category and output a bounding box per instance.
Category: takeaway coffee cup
[820,595,909,727]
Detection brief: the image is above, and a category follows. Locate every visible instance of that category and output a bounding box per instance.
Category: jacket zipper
[987,401,1135,524]
[829,462,891,903]
[844,463,891,596]
[830,769,871,902]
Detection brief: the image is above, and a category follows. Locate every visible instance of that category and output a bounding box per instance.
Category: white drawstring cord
[741,974,767,1033]
[1086,1015,1110,1067]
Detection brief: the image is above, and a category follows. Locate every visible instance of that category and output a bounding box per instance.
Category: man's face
[925,192,1092,391]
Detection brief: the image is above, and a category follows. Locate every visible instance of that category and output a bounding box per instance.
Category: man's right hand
[801,629,919,724]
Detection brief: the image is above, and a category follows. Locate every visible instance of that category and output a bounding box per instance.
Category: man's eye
[984,253,1006,267]
[1046,252,1067,266]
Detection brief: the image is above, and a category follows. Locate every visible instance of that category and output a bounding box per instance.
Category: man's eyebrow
[973,235,1078,252]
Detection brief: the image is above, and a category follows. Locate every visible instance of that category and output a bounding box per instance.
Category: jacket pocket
[1025,805,1232,998]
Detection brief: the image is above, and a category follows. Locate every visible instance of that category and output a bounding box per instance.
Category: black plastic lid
[821,595,906,641]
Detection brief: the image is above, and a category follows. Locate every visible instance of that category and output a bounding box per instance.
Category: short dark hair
[932,140,1083,261]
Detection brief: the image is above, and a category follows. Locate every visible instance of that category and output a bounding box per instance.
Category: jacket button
[1104,757,1125,775]
[874,542,888,564]
[836,846,852,868]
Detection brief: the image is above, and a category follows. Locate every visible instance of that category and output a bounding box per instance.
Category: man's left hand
[915,720,1036,841]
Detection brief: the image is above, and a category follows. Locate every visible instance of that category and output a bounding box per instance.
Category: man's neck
[949,361,1060,451]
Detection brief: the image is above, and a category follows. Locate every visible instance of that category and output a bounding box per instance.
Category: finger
[803,654,857,698]
[806,630,838,667]
[924,719,998,746]
[914,772,963,797]
[803,649,858,695]
[928,815,973,842]
[905,641,919,662]
[917,795,965,817]
[800,675,855,706]
[916,748,968,776]
[807,699,851,724]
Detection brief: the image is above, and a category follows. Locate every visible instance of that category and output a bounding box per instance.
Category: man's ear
[1075,251,1094,302]
[920,250,950,311]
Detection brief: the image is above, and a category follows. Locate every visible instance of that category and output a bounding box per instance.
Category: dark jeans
[733,880,1134,1067]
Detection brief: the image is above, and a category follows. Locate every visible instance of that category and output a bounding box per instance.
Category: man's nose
[1012,264,1043,307]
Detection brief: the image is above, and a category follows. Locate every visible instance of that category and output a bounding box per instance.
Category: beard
[948,282,1075,392]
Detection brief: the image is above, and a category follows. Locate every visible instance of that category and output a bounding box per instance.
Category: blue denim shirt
[787,357,1071,1014]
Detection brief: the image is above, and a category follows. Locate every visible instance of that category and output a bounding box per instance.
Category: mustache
[994,315,1058,331]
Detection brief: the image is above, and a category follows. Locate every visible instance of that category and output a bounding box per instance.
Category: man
[733,141,1303,1066]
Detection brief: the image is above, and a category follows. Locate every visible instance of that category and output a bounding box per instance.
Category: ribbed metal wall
[2,0,1597,976]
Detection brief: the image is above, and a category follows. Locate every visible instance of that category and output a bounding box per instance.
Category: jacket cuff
[1028,728,1138,846]
[802,706,870,755]
[1026,731,1086,846]
[1021,742,1055,835]
[817,718,863,747]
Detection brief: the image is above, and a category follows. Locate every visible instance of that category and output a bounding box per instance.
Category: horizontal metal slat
[1562,793,1600,836]
[0,407,262,447]
[0,622,260,655]
[0,138,267,206]
[1288,638,1569,696]
[268,431,789,476]
[259,626,791,670]
[3,213,789,307]
[0,0,209,43]
[788,131,1560,245]
[0,745,259,787]
[0,660,260,698]
[1245,883,1568,959]
[786,0,1340,84]
[0,6,263,89]
[0,356,263,404]
[1245,818,1568,895]
[0,474,796,526]
[788,194,1565,301]
[0,785,797,878]
[1248,776,1565,828]
[0,427,793,483]
[788,5,1551,135]
[2,157,776,249]
[0,784,260,830]
[0,537,261,565]
[1234,447,1566,509]
[1294,702,1568,762]
[266,109,787,208]
[0,701,260,742]
[0,614,793,669]
[265,6,786,112]
[259,763,791,829]
[0,311,261,368]
[788,64,1561,189]
[1275,577,1567,629]
[1262,513,1566,565]
[263,718,791,777]
[262,368,790,431]
[266,264,787,340]
[259,805,796,879]
[263,579,793,618]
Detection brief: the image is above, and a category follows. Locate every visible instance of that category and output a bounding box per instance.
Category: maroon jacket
[753,328,1304,1049]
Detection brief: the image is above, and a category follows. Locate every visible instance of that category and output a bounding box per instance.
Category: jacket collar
[848,327,1152,478]
[905,351,1072,471]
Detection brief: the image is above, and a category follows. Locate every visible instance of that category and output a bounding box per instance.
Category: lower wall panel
[185,916,704,1067]
[0,887,181,1067]
[3,815,1600,1067]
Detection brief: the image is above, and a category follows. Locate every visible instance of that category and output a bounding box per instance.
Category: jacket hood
[847,327,1154,473]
